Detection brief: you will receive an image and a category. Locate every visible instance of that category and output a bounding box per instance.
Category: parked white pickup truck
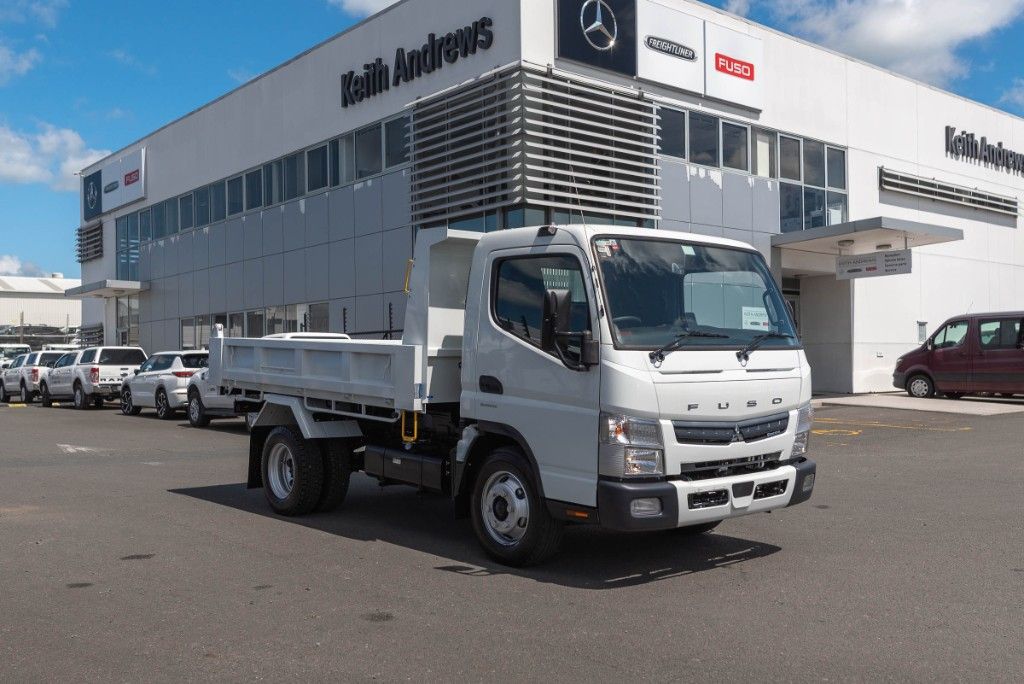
[207,225,816,566]
[0,350,65,403]
[42,346,148,409]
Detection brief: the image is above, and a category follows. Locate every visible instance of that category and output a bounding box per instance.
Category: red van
[893,312,1024,399]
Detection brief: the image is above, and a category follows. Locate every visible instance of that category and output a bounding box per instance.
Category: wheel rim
[75,387,83,407]
[189,397,200,423]
[909,378,930,397]
[122,390,132,414]
[21,386,28,402]
[157,392,167,415]
[267,443,296,500]
[480,470,530,547]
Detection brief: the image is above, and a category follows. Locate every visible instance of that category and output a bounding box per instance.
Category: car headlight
[599,413,664,478]
[791,401,813,458]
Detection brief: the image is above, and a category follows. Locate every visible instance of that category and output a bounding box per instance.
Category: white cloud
[326,0,400,17]
[1000,78,1024,111]
[0,255,45,277]
[724,0,752,16]
[0,123,109,192]
[0,42,40,84]
[227,67,256,84]
[744,0,1024,87]
[108,48,157,76]
[0,0,68,28]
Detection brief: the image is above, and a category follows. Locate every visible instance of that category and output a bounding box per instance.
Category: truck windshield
[593,237,798,351]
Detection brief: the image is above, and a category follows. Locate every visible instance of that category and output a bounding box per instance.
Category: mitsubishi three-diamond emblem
[580,0,617,51]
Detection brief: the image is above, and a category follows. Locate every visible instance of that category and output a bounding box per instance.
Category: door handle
[479,375,503,395]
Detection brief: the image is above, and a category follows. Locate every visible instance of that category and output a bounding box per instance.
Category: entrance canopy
[64,279,146,299]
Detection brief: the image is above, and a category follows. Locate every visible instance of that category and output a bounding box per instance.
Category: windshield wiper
[736,332,795,364]
[649,330,729,364]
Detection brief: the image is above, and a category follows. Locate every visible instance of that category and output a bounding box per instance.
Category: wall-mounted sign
[945,126,1024,176]
[836,250,912,280]
[704,22,763,111]
[340,16,494,108]
[636,1,703,94]
[557,0,637,77]
[82,148,146,222]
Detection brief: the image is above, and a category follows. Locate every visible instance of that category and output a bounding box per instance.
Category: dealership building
[72,0,1024,393]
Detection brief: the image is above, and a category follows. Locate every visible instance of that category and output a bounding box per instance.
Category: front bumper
[893,371,906,390]
[598,458,816,531]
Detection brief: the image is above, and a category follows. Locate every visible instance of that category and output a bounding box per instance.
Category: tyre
[93,396,105,408]
[671,521,721,536]
[40,382,52,408]
[998,393,1016,399]
[0,382,8,403]
[261,427,324,516]
[121,388,142,416]
[944,392,965,400]
[155,388,176,420]
[470,447,564,567]
[73,383,89,410]
[906,374,934,399]
[20,383,32,404]
[315,440,353,513]
[187,390,210,427]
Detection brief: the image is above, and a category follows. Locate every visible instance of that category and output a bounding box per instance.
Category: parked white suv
[0,344,31,370]
[42,346,148,410]
[0,351,65,403]
[121,351,208,419]
[185,367,264,427]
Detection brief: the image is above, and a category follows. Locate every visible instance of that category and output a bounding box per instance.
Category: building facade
[75,0,1024,392]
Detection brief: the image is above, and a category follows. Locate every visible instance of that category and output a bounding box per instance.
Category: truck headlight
[791,401,813,458]
[599,413,664,478]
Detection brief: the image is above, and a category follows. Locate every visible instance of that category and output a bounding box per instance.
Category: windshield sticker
[742,306,771,331]
[681,245,696,256]
[594,239,620,257]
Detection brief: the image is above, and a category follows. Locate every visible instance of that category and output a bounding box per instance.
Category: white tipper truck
[208,224,816,566]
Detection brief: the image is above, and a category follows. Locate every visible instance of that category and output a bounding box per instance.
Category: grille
[679,452,783,481]
[879,167,1019,217]
[673,412,789,445]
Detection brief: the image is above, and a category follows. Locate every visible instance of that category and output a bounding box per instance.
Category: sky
[1,0,1023,279]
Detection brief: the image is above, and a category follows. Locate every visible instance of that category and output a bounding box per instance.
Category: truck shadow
[170,476,780,590]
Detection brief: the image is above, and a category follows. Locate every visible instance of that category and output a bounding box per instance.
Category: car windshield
[99,349,147,365]
[593,237,798,350]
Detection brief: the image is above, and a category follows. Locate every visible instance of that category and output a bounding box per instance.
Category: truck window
[493,255,591,351]
[79,349,97,363]
[99,349,147,365]
[39,353,63,366]
[979,319,1022,350]
[933,321,968,349]
[55,354,75,368]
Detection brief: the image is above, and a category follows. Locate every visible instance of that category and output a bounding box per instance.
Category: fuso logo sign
[715,53,755,81]
[124,169,140,186]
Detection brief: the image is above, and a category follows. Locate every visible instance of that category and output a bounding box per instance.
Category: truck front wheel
[261,427,324,516]
[470,448,564,567]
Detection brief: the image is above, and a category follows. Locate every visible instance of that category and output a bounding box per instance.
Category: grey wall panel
[243,259,264,309]
[329,297,355,335]
[354,233,383,296]
[660,219,691,232]
[749,231,772,259]
[305,194,329,246]
[353,178,383,236]
[139,322,153,357]
[282,250,306,305]
[355,293,383,335]
[163,319,179,352]
[305,246,329,302]
[329,239,356,300]
[722,173,754,231]
[193,269,210,317]
[328,186,354,242]
[262,207,283,256]
[242,213,263,261]
[722,227,755,248]
[209,265,227,314]
[139,291,154,324]
[139,247,152,282]
[381,169,411,231]
[163,276,180,320]
[690,223,725,238]
[164,238,180,276]
[146,281,163,323]
[660,160,691,223]
[225,261,244,311]
[689,169,724,227]
[225,218,244,264]
[151,243,165,280]
[752,178,781,234]
[195,226,212,269]
[381,227,412,292]
[206,224,224,268]
[179,271,195,317]
[263,254,285,307]
[177,231,194,275]
[382,292,407,336]
[282,200,305,251]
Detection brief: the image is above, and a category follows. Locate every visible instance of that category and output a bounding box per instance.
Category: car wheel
[93,396,105,408]
[20,383,31,404]
[0,382,8,403]
[906,374,934,399]
[470,447,564,567]
[73,384,89,410]
[155,388,175,420]
[261,427,324,516]
[187,391,210,427]
[121,388,142,416]
[40,382,52,408]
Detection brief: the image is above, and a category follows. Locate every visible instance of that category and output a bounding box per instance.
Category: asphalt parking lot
[1,402,1021,681]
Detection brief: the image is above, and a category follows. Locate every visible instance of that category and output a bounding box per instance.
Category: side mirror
[134,369,140,376]
[541,289,572,355]
[926,340,935,351]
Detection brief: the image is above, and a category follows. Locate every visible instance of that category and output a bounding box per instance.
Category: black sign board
[82,170,103,222]
[557,0,637,77]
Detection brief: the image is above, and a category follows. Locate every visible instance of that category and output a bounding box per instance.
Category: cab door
[130,356,162,406]
[471,247,602,507]
[972,317,1024,393]
[929,319,971,393]
[49,352,79,396]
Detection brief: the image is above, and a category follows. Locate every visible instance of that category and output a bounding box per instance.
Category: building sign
[82,148,146,222]
[636,1,703,93]
[704,22,763,110]
[557,0,637,78]
[945,126,1024,176]
[836,250,913,281]
[340,16,494,108]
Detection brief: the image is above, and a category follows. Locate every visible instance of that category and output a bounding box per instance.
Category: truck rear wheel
[470,447,564,567]
[315,440,353,513]
[261,427,324,516]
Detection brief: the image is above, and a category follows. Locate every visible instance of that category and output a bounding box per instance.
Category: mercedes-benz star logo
[86,181,98,210]
[580,0,618,52]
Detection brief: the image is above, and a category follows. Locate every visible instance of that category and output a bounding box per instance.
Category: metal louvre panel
[76,223,104,263]
[77,324,104,347]
[879,167,1019,217]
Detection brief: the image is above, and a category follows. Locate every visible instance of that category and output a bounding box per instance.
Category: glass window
[263,161,283,206]
[933,321,968,349]
[659,108,686,158]
[165,198,179,235]
[827,147,847,190]
[149,355,175,372]
[307,145,328,192]
[306,303,330,332]
[227,177,243,215]
[804,187,826,230]
[722,122,749,172]
[283,305,300,334]
[128,212,140,246]
[493,255,591,357]
[116,216,128,252]
[179,194,194,231]
[330,135,354,187]
[245,169,263,210]
[180,318,196,349]
[803,139,825,187]
[753,128,776,179]
[979,318,1022,349]
[81,350,99,364]
[227,312,245,338]
[385,116,410,167]
[826,192,848,225]
[355,125,383,179]
[245,309,265,338]
[688,113,719,167]
[283,153,305,201]
[780,136,801,181]
[780,183,803,233]
[504,206,547,229]
[98,348,146,364]
[139,208,152,242]
[210,181,226,222]
[152,202,166,239]
[265,307,286,336]
[194,186,210,227]
[196,315,211,348]
[181,353,209,369]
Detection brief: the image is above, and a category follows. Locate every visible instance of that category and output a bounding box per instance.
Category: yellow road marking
[812,428,862,436]
[815,417,972,433]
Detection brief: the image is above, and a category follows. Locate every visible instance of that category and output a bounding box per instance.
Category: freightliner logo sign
[946,125,1024,176]
[340,16,494,108]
